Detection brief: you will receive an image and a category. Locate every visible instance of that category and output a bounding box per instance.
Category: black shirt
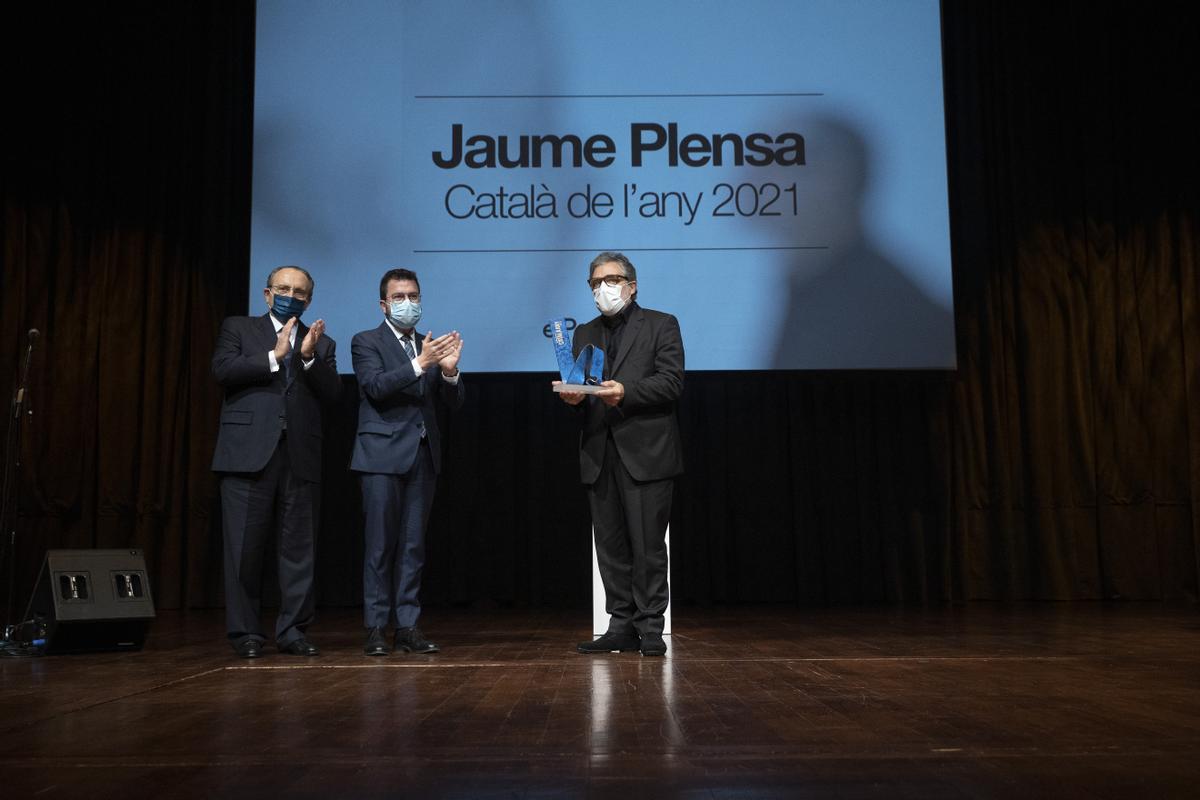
[600,300,637,379]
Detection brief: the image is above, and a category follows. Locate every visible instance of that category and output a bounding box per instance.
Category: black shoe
[395,626,439,654]
[577,631,641,654]
[232,638,263,659]
[278,638,320,656]
[364,627,389,656]
[639,633,667,657]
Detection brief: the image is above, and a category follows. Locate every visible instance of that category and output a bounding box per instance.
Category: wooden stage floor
[1,605,1198,798]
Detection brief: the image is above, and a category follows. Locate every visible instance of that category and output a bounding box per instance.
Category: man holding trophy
[554,252,685,657]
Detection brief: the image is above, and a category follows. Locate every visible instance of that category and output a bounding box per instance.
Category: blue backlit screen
[251,0,955,370]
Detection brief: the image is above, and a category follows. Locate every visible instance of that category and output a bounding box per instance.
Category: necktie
[279,330,293,431]
[284,329,298,382]
[402,335,427,438]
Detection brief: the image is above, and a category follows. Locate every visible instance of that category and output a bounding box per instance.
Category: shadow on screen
[769,115,955,369]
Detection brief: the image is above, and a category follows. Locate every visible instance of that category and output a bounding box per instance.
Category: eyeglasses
[387,292,422,303]
[587,275,629,290]
[270,284,310,301]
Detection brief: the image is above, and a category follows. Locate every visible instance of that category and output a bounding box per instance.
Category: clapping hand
[417,331,461,371]
[300,319,325,359]
[273,318,296,361]
[438,334,463,376]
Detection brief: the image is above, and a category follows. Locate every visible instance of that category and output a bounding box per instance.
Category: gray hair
[265,265,316,295]
[588,251,637,298]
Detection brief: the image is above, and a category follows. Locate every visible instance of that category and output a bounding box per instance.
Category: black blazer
[572,303,685,484]
[210,313,341,482]
[349,321,465,475]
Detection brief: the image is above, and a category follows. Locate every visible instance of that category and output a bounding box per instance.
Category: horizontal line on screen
[412,246,829,254]
[413,93,824,99]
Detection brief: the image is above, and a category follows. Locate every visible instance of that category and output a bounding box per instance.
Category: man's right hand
[274,318,296,362]
[553,381,585,406]
[417,331,461,371]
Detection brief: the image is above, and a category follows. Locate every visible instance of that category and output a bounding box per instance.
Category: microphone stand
[1,330,38,649]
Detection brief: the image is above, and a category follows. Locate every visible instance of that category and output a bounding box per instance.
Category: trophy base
[553,383,605,395]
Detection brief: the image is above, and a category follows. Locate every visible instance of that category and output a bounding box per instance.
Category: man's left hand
[439,333,463,376]
[300,319,325,359]
[596,379,624,407]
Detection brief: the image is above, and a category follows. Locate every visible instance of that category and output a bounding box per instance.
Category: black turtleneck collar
[601,300,637,329]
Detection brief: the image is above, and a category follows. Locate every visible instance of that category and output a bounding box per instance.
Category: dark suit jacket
[573,303,684,484]
[350,321,465,475]
[211,313,341,483]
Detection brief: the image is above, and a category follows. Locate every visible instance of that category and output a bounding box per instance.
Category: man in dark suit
[351,268,464,656]
[211,265,340,658]
[555,252,684,657]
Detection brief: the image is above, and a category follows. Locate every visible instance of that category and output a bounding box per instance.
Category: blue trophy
[548,317,605,394]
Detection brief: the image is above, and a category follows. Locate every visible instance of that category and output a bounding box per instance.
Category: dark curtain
[938,1,1200,601]
[1,2,254,610]
[2,2,1197,616]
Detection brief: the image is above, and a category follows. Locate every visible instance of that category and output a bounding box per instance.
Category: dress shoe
[639,633,667,657]
[394,626,439,654]
[232,638,263,659]
[278,638,320,656]
[577,631,640,654]
[364,626,389,656]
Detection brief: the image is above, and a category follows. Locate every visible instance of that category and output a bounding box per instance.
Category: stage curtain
[0,2,254,610]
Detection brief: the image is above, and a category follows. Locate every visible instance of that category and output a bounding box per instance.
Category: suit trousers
[220,435,317,646]
[588,434,673,636]
[360,439,437,629]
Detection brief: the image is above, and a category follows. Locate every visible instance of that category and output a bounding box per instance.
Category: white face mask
[593,281,627,316]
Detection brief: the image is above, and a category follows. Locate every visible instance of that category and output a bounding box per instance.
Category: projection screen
[251,0,955,370]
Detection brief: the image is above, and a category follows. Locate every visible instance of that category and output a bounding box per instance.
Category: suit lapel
[609,306,645,376]
[256,313,279,352]
[377,320,404,363]
[576,320,601,352]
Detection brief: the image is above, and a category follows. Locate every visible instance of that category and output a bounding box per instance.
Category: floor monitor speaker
[22,549,156,654]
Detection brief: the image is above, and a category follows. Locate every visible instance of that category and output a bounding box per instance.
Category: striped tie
[402,335,427,438]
